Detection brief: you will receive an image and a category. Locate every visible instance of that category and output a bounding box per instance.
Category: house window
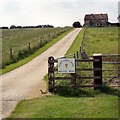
[96,22,101,27]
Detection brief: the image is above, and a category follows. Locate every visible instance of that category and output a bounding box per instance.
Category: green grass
[2,27,71,69]
[2,28,73,74]
[9,87,119,118]
[84,27,118,55]
[2,28,65,57]
[65,28,84,56]
[66,27,118,84]
[9,27,119,118]
[83,27,118,82]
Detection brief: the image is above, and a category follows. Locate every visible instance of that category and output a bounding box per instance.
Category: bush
[73,21,82,28]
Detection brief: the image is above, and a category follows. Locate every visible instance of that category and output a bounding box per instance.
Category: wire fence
[2,27,72,69]
[65,27,87,59]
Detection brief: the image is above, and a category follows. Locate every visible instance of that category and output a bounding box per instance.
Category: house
[84,13,108,27]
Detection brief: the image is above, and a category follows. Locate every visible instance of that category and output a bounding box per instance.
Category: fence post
[80,47,82,54]
[40,40,42,47]
[77,51,79,65]
[48,34,50,39]
[48,56,55,92]
[74,53,76,58]
[80,47,82,59]
[28,42,31,50]
[93,54,102,90]
[10,48,12,59]
[71,54,76,87]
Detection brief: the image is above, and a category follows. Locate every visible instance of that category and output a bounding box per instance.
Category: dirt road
[1,28,81,118]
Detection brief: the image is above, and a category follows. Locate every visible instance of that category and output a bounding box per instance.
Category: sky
[0,0,119,27]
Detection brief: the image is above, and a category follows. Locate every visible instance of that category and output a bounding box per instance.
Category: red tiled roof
[84,14,108,20]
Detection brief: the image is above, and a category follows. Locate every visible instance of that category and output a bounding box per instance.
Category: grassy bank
[84,27,118,55]
[10,87,119,118]
[83,27,118,82]
[66,28,84,56]
[2,28,73,74]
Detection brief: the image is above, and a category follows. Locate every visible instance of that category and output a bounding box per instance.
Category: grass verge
[66,28,84,55]
[9,86,119,118]
[2,29,74,74]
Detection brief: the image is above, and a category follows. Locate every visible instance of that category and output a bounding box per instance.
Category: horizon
[0,0,119,27]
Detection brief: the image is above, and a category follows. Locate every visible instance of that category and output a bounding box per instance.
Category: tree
[10,25,16,29]
[73,21,82,28]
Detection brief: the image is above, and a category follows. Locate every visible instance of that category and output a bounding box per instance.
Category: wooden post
[93,54,102,90]
[28,42,31,50]
[48,56,55,92]
[80,47,82,59]
[10,48,12,59]
[71,54,76,87]
[77,51,79,65]
[80,47,82,54]
[48,34,50,39]
[74,53,76,58]
[41,37,43,41]
[40,40,42,47]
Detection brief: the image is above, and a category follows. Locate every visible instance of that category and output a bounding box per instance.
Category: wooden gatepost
[93,54,102,90]
[71,53,76,87]
[48,56,55,92]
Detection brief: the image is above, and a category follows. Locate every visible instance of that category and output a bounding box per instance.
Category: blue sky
[0,0,119,27]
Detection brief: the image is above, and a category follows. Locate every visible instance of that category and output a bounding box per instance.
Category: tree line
[0,24,54,29]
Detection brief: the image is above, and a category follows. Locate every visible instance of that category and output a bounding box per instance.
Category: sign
[58,58,75,73]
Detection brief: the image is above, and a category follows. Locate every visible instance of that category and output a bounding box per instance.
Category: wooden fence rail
[48,54,104,92]
[48,53,120,92]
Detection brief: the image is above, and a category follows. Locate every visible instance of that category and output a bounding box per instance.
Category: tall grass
[83,27,118,55]
[2,27,71,68]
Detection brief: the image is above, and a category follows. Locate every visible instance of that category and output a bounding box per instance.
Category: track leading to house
[1,28,81,118]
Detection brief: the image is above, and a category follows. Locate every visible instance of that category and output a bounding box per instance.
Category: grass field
[84,27,118,55]
[9,27,119,119]
[2,27,70,68]
[2,28,73,74]
[82,27,118,83]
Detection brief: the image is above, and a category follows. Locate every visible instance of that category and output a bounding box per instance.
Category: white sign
[58,58,75,73]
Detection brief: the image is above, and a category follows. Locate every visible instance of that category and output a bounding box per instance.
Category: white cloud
[0,1,119,27]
